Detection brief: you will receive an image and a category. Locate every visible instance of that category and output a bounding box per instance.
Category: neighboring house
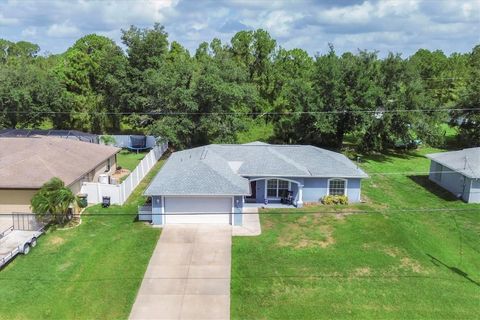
[426,147,480,203]
[142,142,368,225]
[0,128,98,143]
[0,136,120,213]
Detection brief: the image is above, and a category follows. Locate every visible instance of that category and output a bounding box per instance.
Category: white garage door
[164,197,232,224]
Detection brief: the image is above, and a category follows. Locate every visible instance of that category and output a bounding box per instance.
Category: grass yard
[0,159,166,319]
[117,149,148,172]
[232,147,480,319]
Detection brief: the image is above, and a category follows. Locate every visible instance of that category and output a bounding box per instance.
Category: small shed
[426,148,480,203]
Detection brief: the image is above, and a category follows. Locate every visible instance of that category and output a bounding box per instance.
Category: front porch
[244,177,304,207]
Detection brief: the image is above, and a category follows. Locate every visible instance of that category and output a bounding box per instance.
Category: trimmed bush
[321,195,349,205]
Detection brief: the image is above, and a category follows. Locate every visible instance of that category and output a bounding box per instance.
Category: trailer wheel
[30,237,37,248]
[22,244,30,255]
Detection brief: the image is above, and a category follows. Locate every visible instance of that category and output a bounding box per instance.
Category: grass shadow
[427,254,480,287]
[408,175,459,202]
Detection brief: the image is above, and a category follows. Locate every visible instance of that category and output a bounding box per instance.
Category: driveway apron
[129,224,231,320]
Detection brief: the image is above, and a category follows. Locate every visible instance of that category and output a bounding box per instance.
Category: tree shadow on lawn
[360,149,425,163]
[427,254,480,287]
[408,175,459,202]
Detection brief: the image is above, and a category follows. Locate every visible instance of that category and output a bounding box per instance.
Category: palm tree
[31,177,78,225]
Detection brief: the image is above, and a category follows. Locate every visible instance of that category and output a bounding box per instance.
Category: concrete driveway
[0,214,13,233]
[130,224,232,320]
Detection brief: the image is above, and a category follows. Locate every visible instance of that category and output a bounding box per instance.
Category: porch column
[297,185,304,208]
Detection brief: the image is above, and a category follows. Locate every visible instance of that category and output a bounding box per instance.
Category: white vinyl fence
[80,142,168,205]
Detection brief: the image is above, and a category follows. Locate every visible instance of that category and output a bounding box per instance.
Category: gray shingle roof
[426,147,480,179]
[144,142,368,196]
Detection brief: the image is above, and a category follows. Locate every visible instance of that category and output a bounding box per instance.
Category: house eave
[427,157,478,179]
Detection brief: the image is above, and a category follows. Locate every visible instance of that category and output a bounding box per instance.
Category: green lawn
[0,160,165,319]
[117,150,148,172]
[232,147,480,319]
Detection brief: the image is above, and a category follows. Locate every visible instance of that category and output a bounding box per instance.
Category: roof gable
[427,148,480,179]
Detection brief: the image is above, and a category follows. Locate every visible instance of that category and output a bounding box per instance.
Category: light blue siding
[467,178,480,203]
[234,195,243,225]
[151,196,163,225]
[431,161,464,196]
[303,178,327,202]
[346,178,362,203]
[303,178,362,203]
[428,160,480,203]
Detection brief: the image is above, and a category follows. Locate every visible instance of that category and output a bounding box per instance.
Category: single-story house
[142,142,368,225]
[0,136,120,213]
[426,147,480,203]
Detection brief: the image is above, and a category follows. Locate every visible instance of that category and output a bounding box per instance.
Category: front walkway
[129,224,231,320]
[232,207,261,236]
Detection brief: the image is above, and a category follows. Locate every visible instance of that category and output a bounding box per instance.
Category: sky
[0,0,479,58]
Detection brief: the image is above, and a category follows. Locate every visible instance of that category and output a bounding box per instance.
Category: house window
[328,179,346,196]
[266,179,290,198]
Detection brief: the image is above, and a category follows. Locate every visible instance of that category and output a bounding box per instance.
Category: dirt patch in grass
[278,222,336,249]
[353,267,371,276]
[383,246,402,258]
[400,257,425,274]
[48,236,65,246]
[58,261,72,272]
[112,168,131,182]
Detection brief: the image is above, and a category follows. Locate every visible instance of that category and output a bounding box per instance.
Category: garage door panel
[164,197,231,224]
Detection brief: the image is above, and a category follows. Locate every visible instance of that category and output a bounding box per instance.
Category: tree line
[1,24,478,152]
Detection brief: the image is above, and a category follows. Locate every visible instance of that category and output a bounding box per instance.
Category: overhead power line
[1,107,479,116]
[1,207,477,217]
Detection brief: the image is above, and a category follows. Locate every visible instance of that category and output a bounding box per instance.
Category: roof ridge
[202,147,249,186]
[199,161,248,192]
[267,147,310,174]
[35,153,58,180]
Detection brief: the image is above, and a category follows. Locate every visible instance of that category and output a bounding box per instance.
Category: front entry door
[246,181,256,202]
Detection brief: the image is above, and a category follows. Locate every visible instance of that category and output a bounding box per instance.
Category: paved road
[130,224,231,320]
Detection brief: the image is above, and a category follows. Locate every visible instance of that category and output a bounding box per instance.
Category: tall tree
[452,45,480,146]
[55,34,127,132]
[121,23,169,71]
[146,41,197,148]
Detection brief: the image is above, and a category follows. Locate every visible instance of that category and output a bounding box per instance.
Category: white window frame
[327,178,348,196]
[265,179,291,199]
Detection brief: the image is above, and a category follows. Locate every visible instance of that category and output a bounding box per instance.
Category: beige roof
[0,136,120,189]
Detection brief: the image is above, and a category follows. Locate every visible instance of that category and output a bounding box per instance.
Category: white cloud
[0,0,478,57]
[318,2,374,25]
[0,13,18,26]
[101,0,178,26]
[21,27,37,37]
[46,21,80,38]
[243,10,302,38]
